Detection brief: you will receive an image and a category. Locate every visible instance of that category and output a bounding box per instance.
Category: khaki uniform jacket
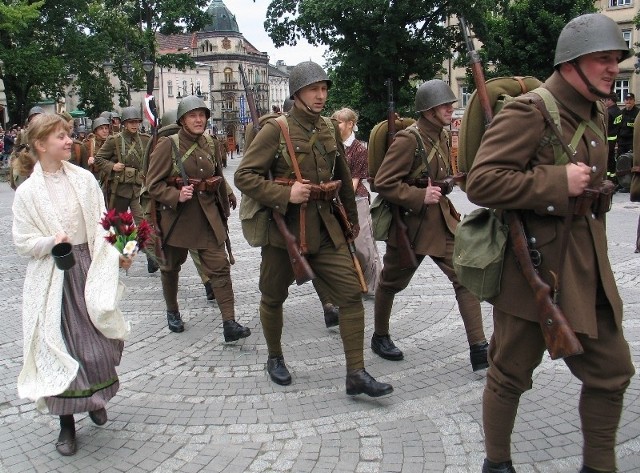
[94,130,150,199]
[234,104,357,253]
[466,71,622,337]
[374,115,459,258]
[146,127,230,249]
[70,139,89,169]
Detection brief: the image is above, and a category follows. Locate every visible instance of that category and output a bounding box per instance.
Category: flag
[143,94,157,128]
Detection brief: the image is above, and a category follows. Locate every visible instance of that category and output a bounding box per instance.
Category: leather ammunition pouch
[404,176,455,195]
[274,178,342,201]
[166,176,222,193]
[574,180,616,218]
[115,166,144,185]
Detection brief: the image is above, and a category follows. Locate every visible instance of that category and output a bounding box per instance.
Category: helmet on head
[554,13,631,67]
[99,111,112,120]
[176,95,210,125]
[282,98,294,113]
[161,109,178,126]
[110,110,121,120]
[121,107,142,123]
[57,111,73,122]
[92,117,111,131]
[415,80,457,112]
[28,106,45,120]
[288,61,332,99]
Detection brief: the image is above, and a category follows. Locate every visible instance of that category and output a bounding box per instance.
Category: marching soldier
[110,110,121,134]
[372,80,488,371]
[146,96,250,341]
[467,14,634,473]
[9,106,44,190]
[84,116,111,179]
[94,106,156,271]
[234,61,393,397]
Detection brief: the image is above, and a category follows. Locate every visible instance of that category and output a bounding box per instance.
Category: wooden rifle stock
[504,211,583,359]
[332,197,368,293]
[385,78,418,269]
[460,16,583,358]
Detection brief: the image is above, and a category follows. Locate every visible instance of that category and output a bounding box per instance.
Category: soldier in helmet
[146,96,250,341]
[84,116,111,179]
[235,61,393,397]
[58,112,89,169]
[467,13,635,473]
[371,79,488,371]
[110,110,121,134]
[94,106,156,271]
[9,106,45,189]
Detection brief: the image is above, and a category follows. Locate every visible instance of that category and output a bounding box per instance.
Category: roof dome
[203,0,240,33]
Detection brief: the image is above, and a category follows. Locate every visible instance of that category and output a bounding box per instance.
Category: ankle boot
[580,466,614,473]
[223,320,251,342]
[482,458,516,473]
[147,257,159,274]
[89,407,108,426]
[371,333,404,360]
[167,310,184,333]
[323,303,339,327]
[266,355,292,385]
[56,415,77,456]
[346,369,393,397]
[470,341,489,371]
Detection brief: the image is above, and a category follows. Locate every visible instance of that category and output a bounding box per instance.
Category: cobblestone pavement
[0,158,638,473]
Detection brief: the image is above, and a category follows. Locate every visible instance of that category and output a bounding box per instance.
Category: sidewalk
[0,159,638,472]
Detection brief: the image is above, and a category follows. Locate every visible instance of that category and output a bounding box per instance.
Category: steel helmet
[92,117,111,131]
[415,80,457,112]
[99,111,112,120]
[110,110,121,120]
[120,107,141,122]
[288,61,332,99]
[176,95,210,124]
[161,109,178,126]
[554,13,632,67]
[27,106,45,120]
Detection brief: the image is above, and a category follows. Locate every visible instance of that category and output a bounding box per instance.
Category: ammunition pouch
[574,180,616,218]
[114,166,144,185]
[166,176,222,193]
[403,175,459,195]
[274,178,342,201]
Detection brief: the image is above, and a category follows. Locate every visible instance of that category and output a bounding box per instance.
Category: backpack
[367,116,415,191]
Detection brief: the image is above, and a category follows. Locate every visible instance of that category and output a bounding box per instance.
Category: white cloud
[222,0,328,67]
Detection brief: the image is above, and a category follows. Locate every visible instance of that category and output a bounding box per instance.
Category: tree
[471,0,597,82]
[262,0,493,137]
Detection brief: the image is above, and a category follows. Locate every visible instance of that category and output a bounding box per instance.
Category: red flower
[120,212,134,226]
[100,208,118,230]
[136,219,153,250]
[105,233,117,244]
[100,210,153,255]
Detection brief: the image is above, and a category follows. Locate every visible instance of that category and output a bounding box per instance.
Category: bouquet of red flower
[100,209,152,257]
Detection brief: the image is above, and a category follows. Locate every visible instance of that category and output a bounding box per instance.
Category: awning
[69,109,86,118]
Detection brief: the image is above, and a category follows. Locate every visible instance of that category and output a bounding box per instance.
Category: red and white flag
[143,94,157,127]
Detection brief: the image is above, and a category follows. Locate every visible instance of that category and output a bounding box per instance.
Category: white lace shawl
[12,160,130,409]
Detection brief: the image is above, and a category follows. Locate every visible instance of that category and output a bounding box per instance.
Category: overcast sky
[223,0,328,67]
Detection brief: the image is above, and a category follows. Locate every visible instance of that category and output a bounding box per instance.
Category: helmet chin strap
[294,93,317,114]
[571,60,611,99]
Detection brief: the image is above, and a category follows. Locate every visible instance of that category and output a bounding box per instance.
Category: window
[167,80,173,97]
[196,80,202,95]
[610,0,631,6]
[459,86,471,108]
[224,68,233,83]
[622,29,632,49]
[614,79,630,103]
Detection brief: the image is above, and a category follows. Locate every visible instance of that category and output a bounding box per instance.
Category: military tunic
[467,71,634,470]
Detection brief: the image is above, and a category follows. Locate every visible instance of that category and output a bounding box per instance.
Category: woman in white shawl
[12,114,132,456]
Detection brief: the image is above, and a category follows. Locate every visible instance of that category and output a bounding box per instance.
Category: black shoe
[147,258,159,274]
[482,459,516,473]
[323,303,339,328]
[167,310,184,333]
[371,333,404,360]
[470,341,489,371]
[266,355,292,385]
[580,466,614,473]
[55,425,77,456]
[346,369,393,397]
[204,281,215,301]
[223,320,251,342]
[88,408,108,426]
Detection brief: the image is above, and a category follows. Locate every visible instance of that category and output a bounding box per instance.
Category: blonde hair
[331,107,358,124]
[12,114,71,177]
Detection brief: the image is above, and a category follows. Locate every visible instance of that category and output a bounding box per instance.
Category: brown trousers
[483,305,634,471]
[160,243,234,321]
[259,232,365,371]
[374,232,486,346]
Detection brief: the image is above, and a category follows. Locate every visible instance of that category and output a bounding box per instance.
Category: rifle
[332,196,368,293]
[460,17,583,359]
[239,64,315,284]
[386,78,419,270]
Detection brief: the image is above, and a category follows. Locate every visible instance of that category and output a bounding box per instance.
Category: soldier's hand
[228,192,237,210]
[179,184,194,202]
[88,156,95,165]
[566,162,591,197]
[113,162,125,172]
[423,178,442,205]
[289,180,312,204]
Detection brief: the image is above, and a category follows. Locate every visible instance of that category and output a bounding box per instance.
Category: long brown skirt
[45,243,124,415]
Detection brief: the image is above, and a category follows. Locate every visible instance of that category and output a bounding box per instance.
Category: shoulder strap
[275,116,304,182]
[406,125,439,179]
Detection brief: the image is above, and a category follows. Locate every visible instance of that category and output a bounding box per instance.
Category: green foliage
[263,0,494,139]
[471,0,597,84]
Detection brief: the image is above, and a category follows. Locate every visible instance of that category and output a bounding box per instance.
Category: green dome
[203,0,240,33]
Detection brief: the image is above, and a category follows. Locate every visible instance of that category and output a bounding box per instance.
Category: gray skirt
[45,243,124,415]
